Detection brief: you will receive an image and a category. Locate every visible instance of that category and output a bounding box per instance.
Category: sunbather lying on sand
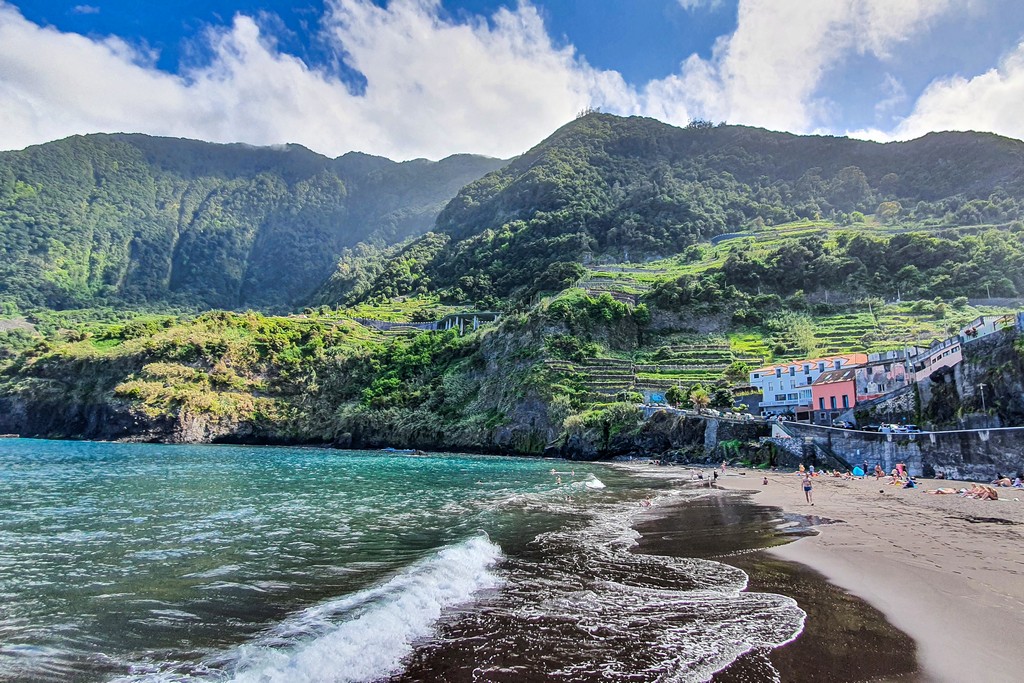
[960,483,999,500]
[926,487,958,494]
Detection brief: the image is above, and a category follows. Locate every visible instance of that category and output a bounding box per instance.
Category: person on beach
[978,486,999,500]
[712,470,718,482]
[721,460,726,474]
[874,464,885,480]
[960,483,999,500]
[763,476,768,485]
[802,473,814,505]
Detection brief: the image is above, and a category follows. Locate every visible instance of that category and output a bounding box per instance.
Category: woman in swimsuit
[802,473,813,505]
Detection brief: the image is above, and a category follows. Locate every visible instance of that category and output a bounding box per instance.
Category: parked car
[832,420,854,429]
[903,424,921,433]
[862,424,881,432]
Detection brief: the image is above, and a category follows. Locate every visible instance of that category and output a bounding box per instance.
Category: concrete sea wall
[780,421,1024,480]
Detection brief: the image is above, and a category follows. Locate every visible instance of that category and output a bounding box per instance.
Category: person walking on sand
[802,473,814,505]
[721,460,726,474]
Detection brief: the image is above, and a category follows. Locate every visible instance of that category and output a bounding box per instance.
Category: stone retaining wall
[781,422,1024,480]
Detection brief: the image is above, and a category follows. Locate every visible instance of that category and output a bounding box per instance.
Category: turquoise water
[0,440,804,682]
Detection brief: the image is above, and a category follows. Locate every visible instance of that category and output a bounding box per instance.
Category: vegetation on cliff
[331,114,1024,305]
[0,134,501,311]
[2,114,1024,453]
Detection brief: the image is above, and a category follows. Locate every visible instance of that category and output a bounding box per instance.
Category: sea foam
[221,533,503,683]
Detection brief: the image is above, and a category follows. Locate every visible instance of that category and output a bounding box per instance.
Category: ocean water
[0,440,805,682]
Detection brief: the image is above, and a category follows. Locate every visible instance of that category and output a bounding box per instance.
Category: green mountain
[3,114,1024,458]
[0,134,503,310]
[331,113,1024,305]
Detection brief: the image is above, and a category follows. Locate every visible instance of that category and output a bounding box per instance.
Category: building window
[788,393,798,400]
[820,412,826,420]
[842,395,849,409]
[834,359,842,369]
[818,361,826,372]
[830,396,837,410]
[806,377,812,385]
[776,368,782,378]
[775,394,787,402]
[753,373,760,379]
[768,382,774,391]
[789,366,795,376]
[819,397,825,410]
[803,364,810,373]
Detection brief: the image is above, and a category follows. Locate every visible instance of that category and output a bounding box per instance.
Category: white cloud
[874,74,908,118]
[676,0,723,11]
[0,0,1020,160]
[0,0,633,160]
[890,40,1024,141]
[647,0,958,132]
[72,5,100,15]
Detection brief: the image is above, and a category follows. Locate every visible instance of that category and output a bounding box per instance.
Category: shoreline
[703,468,1024,683]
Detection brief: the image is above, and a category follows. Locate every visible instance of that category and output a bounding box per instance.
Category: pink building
[908,338,961,382]
[811,368,857,425]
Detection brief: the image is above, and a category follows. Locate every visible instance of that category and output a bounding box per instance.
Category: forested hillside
[328,113,1024,306]
[0,134,502,311]
[3,115,1024,454]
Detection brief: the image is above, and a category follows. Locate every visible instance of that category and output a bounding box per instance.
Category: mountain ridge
[325,113,1024,305]
[0,133,504,311]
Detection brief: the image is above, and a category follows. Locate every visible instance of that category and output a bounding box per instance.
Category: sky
[3,0,1024,160]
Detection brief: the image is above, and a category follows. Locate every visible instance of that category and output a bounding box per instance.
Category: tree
[711,386,733,409]
[724,361,752,384]
[877,200,902,224]
[665,384,687,407]
[690,387,711,413]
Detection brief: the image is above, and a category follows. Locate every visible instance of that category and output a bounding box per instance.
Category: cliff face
[919,328,1024,428]
[0,394,290,444]
[549,410,770,462]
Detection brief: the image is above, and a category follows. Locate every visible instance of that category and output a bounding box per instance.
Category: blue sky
[3,1,1024,159]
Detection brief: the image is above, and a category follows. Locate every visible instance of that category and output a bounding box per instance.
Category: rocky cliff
[919,327,1024,428]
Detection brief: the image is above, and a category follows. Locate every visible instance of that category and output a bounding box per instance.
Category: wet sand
[631,492,919,682]
[704,469,1024,683]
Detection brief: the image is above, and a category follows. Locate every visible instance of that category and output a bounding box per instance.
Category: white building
[749,353,868,416]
